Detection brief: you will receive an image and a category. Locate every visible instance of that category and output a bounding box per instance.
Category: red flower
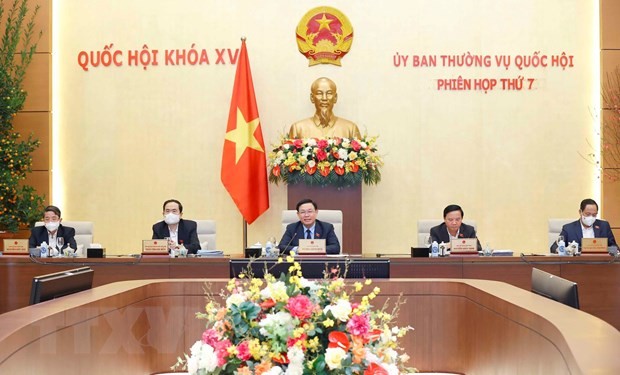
[271,165,281,177]
[288,162,298,172]
[349,163,359,173]
[293,139,303,149]
[319,166,330,177]
[305,164,316,175]
[367,329,382,342]
[316,149,328,161]
[364,363,389,375]
[237,340,252,361]
[272,352,289,364]
[334,166,345,175]
[351,139,361,151]
[317,139,328,149]
[287,333,307,349]
[260,298,276,310]
[328,331,350,352]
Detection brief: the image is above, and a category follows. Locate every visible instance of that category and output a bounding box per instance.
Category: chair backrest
[548,218,573,249]
[195,220,216,250]
[35,221,94,250]
[417,219,477,246]
[281,210,343,251]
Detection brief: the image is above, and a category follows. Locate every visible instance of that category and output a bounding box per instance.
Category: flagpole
[243,219,248,249]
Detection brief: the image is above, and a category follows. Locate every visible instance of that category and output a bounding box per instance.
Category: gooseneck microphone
[280,232,298,255]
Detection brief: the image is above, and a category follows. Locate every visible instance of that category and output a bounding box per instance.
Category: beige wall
[49,1,600,254]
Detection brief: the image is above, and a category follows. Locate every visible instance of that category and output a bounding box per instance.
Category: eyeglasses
[298,210,316,216]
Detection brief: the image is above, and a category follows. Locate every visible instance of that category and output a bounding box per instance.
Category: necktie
[306,229,311,239]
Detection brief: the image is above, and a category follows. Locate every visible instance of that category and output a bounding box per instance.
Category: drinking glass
[57,237,65,254]
[556,235,564,247]
[425,236,432,248]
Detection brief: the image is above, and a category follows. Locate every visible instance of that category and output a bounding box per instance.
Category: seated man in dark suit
[29,205,77,253]
[550,198,617,253]
[278,198,340,255]
[152,199,201,254]
[430,204,482,251]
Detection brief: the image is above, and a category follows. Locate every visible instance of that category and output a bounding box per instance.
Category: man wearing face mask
[29,205,77,252]
[152,199,201,254]
[551,198,617,253]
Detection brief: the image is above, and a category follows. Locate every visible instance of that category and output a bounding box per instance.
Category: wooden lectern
[287,183,362,254]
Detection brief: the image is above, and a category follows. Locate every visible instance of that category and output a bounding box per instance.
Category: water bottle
[431,241,439,258]
[265,240,274,258]
[178,241,188,258]
[557,238,566,256]
[40,243,48,258]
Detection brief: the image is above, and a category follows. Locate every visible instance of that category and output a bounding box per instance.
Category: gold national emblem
[296,6,353,66]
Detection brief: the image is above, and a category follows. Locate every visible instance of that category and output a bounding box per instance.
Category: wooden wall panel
[13,112,51,171]
[15,0,51,53]
[601,0,620,50]
[20,53,51,112]
[20,170,51,204]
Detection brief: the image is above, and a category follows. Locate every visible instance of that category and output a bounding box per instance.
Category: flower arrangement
[268,136,383,188]
[174,256,415,374]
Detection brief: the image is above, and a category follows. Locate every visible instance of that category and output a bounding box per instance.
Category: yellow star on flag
[316,13,333,31]
[225,108,263,163]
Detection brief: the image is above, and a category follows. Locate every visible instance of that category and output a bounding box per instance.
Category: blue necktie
[306,229,311,239]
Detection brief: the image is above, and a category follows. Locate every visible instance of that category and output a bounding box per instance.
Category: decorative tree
[602,67,620,181]
[0,0,44,232]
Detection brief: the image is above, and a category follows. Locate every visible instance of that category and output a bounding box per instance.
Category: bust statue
[288,77,362,139]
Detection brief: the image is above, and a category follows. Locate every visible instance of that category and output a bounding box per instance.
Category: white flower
[283,144,290,150]
[307,160,316,168]
[325,347,347,370]
[259,311,295,337]
[383,363,399,375]
[337,148,349,160]
[341,139,351,148]
[260,280,288,302]
[336,160,345,168]
[187,341,217,374]
[301,147,311,157]
[365,348,380,363]
[226,292,246,308]
[285,346,305,375]
[324,299,352,321]
[306,138,317,147]
[264,366,284,375]
[360,141,368,148]
[382,347,398,363]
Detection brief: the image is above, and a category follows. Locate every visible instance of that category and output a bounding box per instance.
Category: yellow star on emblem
[316,13,333,31]
[225,108,263,163]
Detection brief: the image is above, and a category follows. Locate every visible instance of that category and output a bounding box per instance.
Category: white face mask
[164,213,180,225]
[45,221,60,232]
[581,215,596,227]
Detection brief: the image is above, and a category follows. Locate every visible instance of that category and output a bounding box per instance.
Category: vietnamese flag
[221,39,269,224]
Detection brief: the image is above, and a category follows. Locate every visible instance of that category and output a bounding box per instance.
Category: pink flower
[214,339,232,366]
[293,139,303,149]
[317,139,328,149]
[346,314,370,337]
[237,340,252,361]
[351,139,361,151]
[202,328,219,346]
[286,294,315,320]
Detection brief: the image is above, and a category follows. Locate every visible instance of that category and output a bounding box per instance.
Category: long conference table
[1,254,620,330]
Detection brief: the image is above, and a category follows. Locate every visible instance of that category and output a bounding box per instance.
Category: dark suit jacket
[29,224,77,252]
[429,222,482,251]
[278,219,340,255]
[152,219,201,254]
[550,219,617,253]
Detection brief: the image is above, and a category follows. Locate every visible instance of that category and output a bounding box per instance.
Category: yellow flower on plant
[354,282,363,292]
[323,317,334,328]
[365,279,372,285]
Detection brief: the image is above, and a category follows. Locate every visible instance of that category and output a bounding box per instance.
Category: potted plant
[0,0,44,237]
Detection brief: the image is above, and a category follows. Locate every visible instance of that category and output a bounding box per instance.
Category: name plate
[581,237,608,253]
[3,239,29,255]
[142,239,168,255]
[450,238,478,254]
[298,239,326,255]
